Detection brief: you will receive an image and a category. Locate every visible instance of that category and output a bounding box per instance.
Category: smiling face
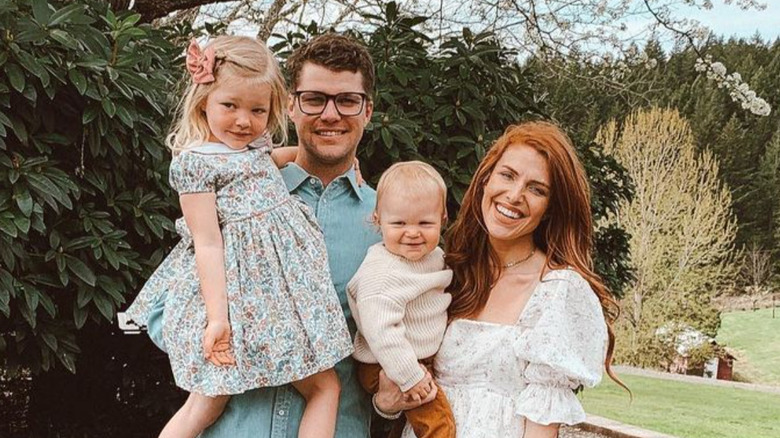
[480,143,551,247]
[204,80,272,149]
[288,62,373,169]
[376,190,444,262]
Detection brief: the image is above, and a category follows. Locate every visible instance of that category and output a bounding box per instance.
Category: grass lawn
[579,374,780,438]
[717,307,780,385]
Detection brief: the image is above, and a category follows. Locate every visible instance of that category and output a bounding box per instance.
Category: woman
[376,121,623,438]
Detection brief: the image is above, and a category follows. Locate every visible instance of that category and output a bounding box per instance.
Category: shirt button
[278,409,285,416]
[309,178,316,185]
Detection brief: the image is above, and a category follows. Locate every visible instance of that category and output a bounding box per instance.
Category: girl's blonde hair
[374,161,448,221]
[167,35,288,153]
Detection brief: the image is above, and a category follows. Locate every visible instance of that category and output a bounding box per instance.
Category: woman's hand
[403,372,434,403]
[203,319,235,367]
[374,367,437,415]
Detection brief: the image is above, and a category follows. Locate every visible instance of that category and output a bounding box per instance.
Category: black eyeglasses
[293,91,368,116]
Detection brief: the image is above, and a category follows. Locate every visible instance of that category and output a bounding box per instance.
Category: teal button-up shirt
[194,164,380,438]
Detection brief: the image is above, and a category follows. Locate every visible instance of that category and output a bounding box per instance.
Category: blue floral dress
[125,141,353,397]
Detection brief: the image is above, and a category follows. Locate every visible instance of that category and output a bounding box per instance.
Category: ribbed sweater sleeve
[347,244,452,392]
[357,290,425,391]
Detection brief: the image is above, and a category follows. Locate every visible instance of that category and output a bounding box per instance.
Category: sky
[673,2,779,42]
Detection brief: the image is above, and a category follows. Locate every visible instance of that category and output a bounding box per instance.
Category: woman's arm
[523,420,560,438]
[373,367,437,415]
[180,192,234,366]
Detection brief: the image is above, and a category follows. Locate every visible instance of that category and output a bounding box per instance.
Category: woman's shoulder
[541,267,588,287]
[538,268,600,309]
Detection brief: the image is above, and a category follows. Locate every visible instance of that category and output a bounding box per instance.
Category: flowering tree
[114,0,773,116]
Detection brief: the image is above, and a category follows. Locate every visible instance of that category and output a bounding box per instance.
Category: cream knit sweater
[347,243,453,392]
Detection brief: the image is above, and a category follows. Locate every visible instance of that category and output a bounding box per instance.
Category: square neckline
[455,268,569,328]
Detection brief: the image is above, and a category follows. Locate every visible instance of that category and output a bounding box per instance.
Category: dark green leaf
[39,293,56,317]
[58,351,77,374]
[41,332,58,352]
[0,217,17,237]
[65,255,96,286]
[14,216,30,234]
[16,51,45,78]
[50,29,80,49]
[49,3,87,27]
[32,0,53,25]
[5,63,25,92]
[101,98,116,117]
[93,293,114,320]
[68,69,87,95]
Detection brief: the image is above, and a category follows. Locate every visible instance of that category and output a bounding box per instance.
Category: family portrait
[1,1,779,438]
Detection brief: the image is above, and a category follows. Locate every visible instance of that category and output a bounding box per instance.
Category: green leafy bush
[0,0,179,376]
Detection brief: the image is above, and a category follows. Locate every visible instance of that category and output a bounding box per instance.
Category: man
[148,34,432,437]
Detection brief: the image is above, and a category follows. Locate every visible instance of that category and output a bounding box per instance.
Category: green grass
[717,307,780,385]
[579,374,780,438]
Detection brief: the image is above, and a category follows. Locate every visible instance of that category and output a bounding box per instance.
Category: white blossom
[696,56,771,116]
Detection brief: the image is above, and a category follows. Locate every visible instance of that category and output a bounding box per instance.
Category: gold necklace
[502,248,535,269]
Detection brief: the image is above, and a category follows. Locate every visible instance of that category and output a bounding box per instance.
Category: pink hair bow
[186,39,216,84]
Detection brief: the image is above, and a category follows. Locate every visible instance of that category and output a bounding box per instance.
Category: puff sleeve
[169,151,217,194]
[513,271,607,425]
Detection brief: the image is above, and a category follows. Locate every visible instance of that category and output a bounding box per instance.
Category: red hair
[445,121,624,388]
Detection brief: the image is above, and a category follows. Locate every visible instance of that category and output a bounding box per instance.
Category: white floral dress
[402,269,607,438]
[125,142,353,397]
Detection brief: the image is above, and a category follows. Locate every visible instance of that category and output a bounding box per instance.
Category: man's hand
[374,366,437,415]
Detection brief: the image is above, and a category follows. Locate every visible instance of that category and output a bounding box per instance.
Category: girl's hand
[203,319,236,367]
[403,372,434,403]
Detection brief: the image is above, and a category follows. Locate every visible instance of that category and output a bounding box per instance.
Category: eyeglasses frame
[293,90,369,117]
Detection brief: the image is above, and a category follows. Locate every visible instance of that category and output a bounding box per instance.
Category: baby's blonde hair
[375,161,448,221]
[167,35,288,153]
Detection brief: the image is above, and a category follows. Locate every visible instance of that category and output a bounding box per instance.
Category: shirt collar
[282,163,364,201]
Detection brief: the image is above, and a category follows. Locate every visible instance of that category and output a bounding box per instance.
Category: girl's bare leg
[159,392,231,438]
[292,369,341,438]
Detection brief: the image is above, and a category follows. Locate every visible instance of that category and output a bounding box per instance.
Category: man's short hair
[286,33,375,98]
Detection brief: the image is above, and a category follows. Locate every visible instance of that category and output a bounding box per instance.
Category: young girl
[125,36,353,438]
[347,162,456,438]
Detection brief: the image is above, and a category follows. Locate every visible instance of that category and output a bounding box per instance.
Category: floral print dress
[125,142,353,397]
[401,269,607,437]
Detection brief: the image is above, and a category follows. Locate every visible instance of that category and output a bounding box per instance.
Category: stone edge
[578,414,682,438]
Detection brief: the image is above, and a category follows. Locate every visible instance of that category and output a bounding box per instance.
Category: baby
[348,161,455,438]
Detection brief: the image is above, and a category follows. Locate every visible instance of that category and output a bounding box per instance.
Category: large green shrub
[0,0,179,374]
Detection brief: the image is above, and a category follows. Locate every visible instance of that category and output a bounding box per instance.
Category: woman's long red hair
[445,121,625,388]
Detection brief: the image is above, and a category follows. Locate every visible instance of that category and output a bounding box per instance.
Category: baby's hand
[403,373,434,403]
[203,319,236,367]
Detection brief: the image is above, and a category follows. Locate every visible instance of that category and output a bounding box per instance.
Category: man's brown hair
[286,33,375,97]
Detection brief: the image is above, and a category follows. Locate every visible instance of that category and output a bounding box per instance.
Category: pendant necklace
[502,247,535,269]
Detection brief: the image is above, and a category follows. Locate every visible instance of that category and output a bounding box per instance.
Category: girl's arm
[180,192,235,366]
[523,421,560,438]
